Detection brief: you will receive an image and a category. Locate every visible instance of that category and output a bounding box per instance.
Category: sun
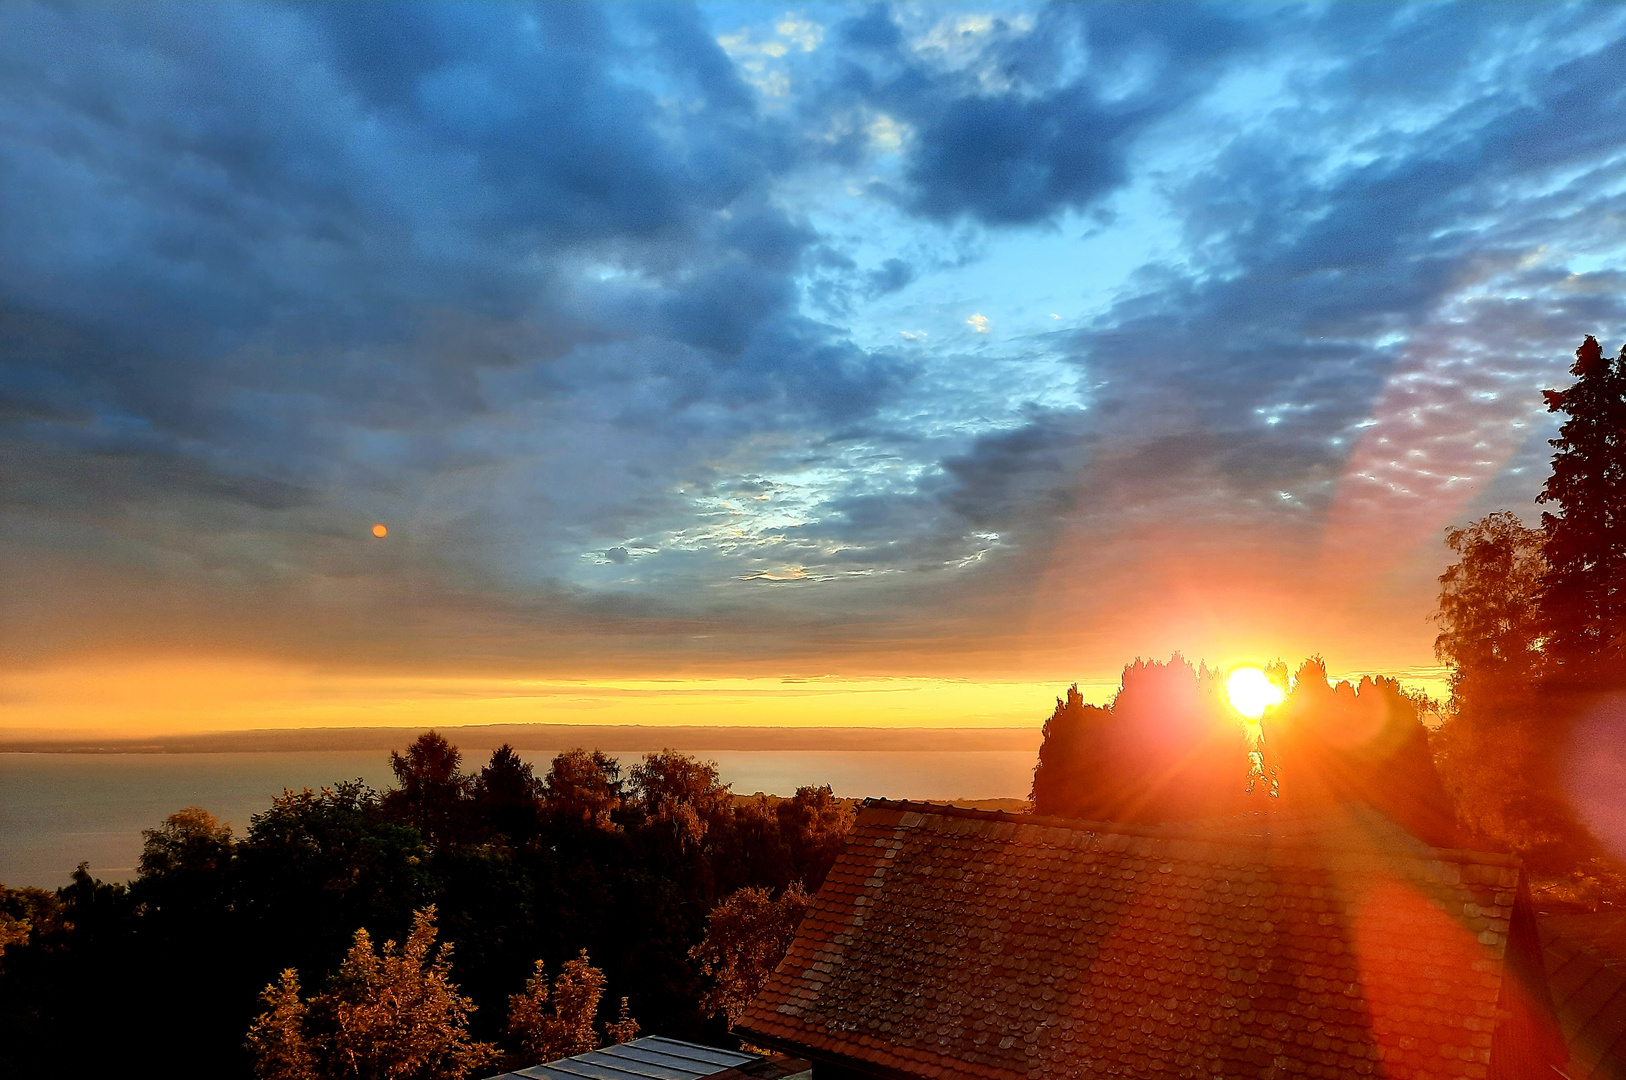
[371,523,388,538]
[1226,667,1284,720]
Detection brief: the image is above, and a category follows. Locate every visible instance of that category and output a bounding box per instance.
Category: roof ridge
[860,797,1522,868]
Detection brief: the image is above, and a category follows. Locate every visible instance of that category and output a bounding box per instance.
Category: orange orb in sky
[371,523,388,538]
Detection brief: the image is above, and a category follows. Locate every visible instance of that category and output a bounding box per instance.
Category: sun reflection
[1226,667,1284,720]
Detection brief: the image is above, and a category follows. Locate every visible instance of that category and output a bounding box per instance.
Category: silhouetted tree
[1429,513,1581,860]
[475,745,542,843]
[1539,335,1626,673]
[0,898,29,961]
[1268,660,1456,846]
[139,806,235,878]
[690,884,810,1028]
[1031,657,1262,823]
[386,733,471,846]
[2,740,853,1080]
[1030,656,1454,844]
[1435,511,1548,706]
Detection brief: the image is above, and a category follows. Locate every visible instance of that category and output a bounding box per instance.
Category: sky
[3,1,1625,737]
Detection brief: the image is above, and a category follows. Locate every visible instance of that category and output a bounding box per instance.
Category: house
[738,800,1563,1080]
[481,1035,809,1080]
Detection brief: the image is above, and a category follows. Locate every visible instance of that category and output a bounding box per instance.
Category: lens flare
[371,523,388,538]
[1226,667,1284,720]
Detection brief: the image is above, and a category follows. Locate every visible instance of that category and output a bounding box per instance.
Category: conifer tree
[1538,335,1626,671]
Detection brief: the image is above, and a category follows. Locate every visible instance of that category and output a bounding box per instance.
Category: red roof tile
[738,800,1558,1080]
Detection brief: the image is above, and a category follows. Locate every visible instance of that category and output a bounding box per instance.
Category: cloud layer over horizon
[4,1,1625,693]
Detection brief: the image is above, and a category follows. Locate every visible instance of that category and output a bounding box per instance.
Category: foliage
[0,915,28,959]
[1030,656,1454,844]
[246,907,498,1080]
[771,786,853,892]
[386,732,472,844]
[246,970,318,1080]
[1426,336,1626,878]
[0,738,852,1080]
[690,884,811,1027]
[0,884,55,963]
[1434,511,1548,707]
[506,950,623,1065]
[1538,335,1626,671]
[604,998,640,1045]
[542,749,624,831]
[140,806,236,878]
[476,745,542,843]
[629,751,733,848]
[1268,660,1456,846]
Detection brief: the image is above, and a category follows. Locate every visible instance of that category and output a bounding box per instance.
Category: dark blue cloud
[3,1,1626,671]
[819,1,1256,227]
[904,89,1134,225]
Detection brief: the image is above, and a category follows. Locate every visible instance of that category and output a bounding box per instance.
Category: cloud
[3,1,1626,688]
[865,258,915,297]
[815,2,1256,227]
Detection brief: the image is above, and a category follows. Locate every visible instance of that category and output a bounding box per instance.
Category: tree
[246,970,318,1080]
[1539,335,1626,672]
[506,950,630,1065]
[0,911,27,960]
[1268,662,1456,847]
[324,907,496,1080]
[1434,511,1548,708]
[603,998,639,1045]
[138,806,235,878]
[475,745,542,842]
[690,884,810,1027]
[629,751,732,848]
[1030,658,1262,822]
[0,884,50,963]
[1431,514,1592,865]
[246,906,498,1080]
[775,786,855,891]
[386,733,471,845]
[1029,656,1453,843]
[541,749,624,831]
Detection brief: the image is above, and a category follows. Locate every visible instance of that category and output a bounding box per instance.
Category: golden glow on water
[1226,667,1285,720]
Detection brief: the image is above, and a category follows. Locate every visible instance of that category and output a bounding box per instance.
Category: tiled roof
[483,1036,758,1080]
[739,800,1560,1080]
[1540,913,1626,1080]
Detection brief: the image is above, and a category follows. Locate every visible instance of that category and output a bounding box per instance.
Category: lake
[0,748,1037,887]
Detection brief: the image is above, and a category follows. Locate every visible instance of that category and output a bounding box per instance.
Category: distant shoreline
[0,723,1043,756]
